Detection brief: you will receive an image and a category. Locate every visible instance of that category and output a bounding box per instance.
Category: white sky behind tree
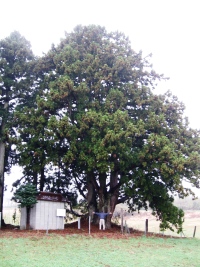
[1,0,200,199]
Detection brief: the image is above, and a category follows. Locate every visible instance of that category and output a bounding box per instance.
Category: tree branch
[74,176,86,199]
[66,201,82,217]
[117,196,129,204]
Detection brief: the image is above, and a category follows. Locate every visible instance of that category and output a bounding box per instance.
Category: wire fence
[2,203,200,238]
[3,200,20,226]
[121,210,200,238]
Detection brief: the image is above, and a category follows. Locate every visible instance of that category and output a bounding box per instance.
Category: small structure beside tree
[12,184,38,230]
[13,184,67,230]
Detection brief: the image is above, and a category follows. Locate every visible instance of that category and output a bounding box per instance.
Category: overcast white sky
[1,0,199,128]
[1,0,200,198]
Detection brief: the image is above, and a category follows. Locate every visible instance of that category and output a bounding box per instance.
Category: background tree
[0,32,34,223]
[12,183,38,229]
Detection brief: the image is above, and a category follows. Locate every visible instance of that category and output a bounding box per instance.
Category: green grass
[1,235,200,267]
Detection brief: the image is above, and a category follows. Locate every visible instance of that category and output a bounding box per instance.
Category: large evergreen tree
[15,25,200,232]
[0,32,34,222]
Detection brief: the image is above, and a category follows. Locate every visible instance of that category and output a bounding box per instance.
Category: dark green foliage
[0,32,34,216]
[12,183,38,208]
[0,31,35,109]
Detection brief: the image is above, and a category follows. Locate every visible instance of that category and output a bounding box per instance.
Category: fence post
[193,226,196,238]
[125,220,130,234]
[0,212,1,228]
[89,216,91,235]
[78,217,81,229]
[145,219,148,235]
[121,208,124,234]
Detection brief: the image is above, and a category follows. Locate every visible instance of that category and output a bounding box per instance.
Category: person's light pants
[99,219,105,230]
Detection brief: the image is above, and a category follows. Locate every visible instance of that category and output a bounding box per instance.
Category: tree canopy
[0,31,34,218]
[1,25,200,232]
[12,183,38,209]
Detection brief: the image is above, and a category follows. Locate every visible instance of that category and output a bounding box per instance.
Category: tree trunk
[39,167,45,192]
[98,173,107,212]
[106,168,119,229]
[87,172,97,221]
[110,170,119,212]
[0,141,5,220]
[0,101,7,225]
[26,207,31,230]
[33,171,37,187]
[86,168,120,229]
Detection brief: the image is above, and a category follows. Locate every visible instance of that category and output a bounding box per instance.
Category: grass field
[0,235,200,267]
[1,205,200,266]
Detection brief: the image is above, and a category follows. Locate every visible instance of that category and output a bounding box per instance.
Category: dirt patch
[0,219,178,239]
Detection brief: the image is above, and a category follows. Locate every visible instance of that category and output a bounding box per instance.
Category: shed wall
[20,200,65,230]
[20,207,27,230]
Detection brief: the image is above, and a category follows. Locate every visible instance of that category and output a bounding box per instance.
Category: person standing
[93,211,112,230]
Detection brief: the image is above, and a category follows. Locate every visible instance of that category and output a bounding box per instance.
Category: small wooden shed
[20,192,67,230]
